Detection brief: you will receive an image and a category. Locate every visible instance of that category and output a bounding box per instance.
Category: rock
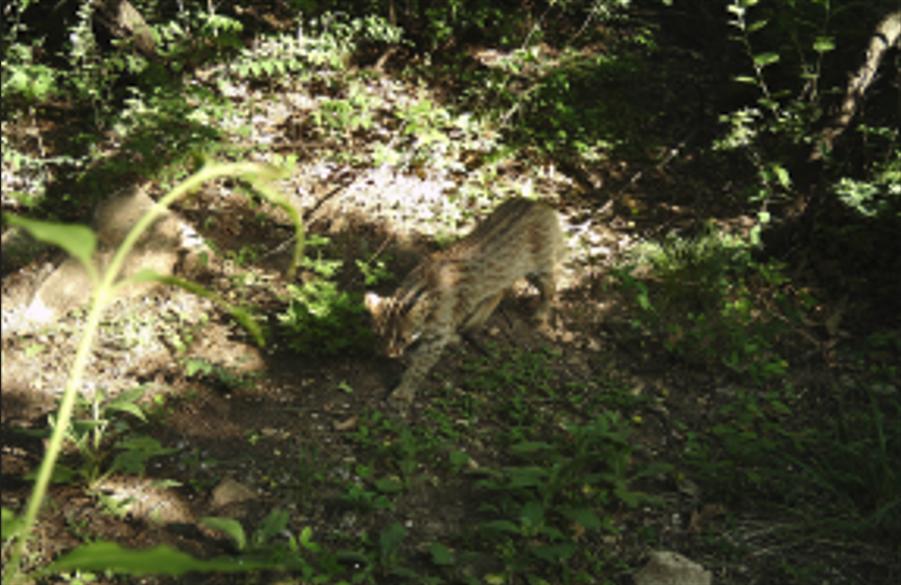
[16,185,201,329]
[633,551,712,585]
[211,478,257,509]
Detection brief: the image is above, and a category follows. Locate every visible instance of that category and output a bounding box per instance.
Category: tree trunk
[94,0,157,59]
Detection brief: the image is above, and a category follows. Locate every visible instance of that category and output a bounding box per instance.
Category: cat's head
[364,292,425,358]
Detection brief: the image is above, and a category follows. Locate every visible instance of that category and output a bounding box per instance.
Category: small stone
[211,478,257,509]
[633,551,712,585]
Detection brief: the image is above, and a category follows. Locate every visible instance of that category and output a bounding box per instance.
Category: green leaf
[128,270,265,347]
[2,508,21,540]
[252,509,289,546]
[378,522,406,560]
[531,543,577,562]
[506,466,548,488]
[771,164,791,189]
[26,463,77,484]
[429,542,455,566]
[509,441,554,455]
[560,506,602,530]
[299,526,320,553]
[520,501,545,528]
[753,52,780,67]
[201,517,247,551]
[110,436,174,475]
[480,519,520,534]
[105,387,148,422]
[45,542,274,575]
[374,476,404,494]
[813,36,835,53]
[448,449,470,471]
[747,19,768,32]
[4,214,97,281]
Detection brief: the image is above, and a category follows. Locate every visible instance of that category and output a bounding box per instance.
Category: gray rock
[634,551,712,585]
[15,186,199,329]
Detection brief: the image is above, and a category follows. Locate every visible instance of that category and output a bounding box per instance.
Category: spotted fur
[365,198,564,405]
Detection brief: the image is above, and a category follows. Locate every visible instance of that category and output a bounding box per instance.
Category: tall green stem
[4,162,292,583]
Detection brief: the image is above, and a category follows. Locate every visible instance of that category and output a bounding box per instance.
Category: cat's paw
[385,385,415,415]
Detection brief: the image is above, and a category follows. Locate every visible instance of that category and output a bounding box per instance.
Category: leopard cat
[365,198,565,405]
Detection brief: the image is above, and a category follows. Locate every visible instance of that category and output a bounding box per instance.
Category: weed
[451,346,665,582]
[684,361,901,543]
[2,162,302,582]
[466,412,661,582]
[614,228,800,382]
[39,386,174,488]
[312,85,377,138]
[183,357,257,392]
[277,236,374,356]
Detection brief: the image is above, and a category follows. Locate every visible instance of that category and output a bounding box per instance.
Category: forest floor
[2,27,899,585]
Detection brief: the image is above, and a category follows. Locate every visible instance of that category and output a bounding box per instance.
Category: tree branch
[811,10,900,161]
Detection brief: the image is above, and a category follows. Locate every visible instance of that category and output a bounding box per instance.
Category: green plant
[312,91,376,138]
[453,347,665,581]
[183,357,256,392]
[1,40,59,106]
[199,509,332,578]
[832,149,901,217]
[351,410,439,491]
[230,13,402,84]
[277,236,374,355]
[41,386,174,488]
[471,413,662,582]
[1,161,302,583]
[356,256,393,287]
[684,371,900,542]
[614,228,800,382]
[719,0,899,222]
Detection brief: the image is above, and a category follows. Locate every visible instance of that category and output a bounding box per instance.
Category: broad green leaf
[379,522,406,551]
[252,509,289,546]
[771,164,791,189]
[2,508,21,540]
[429,542,455,566]
[26,463,77,484]
[509,441,554,455]
[813,36,835,53]
[507,466,548,488]
[115,435,171,455]
[105,387,148,422]
[560,506,603,530]
[110,436,174,475]
[374,476,404,494]
[531,543,577,562]
[448,449,470,470]
[520,501,545,528]
[105,401,146,421]
[480,519,520,534]
[378,522,406,560]
[201,517,247,551]
[753,52,780,67]
[299,526,320,552]
[747,19,768,32]
[45,541,273,575]
[5,214,97,280]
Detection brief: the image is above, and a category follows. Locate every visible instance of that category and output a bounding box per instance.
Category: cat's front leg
[387,333,451,406]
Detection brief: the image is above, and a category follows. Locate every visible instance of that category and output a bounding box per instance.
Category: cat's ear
[364,292,384,315]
